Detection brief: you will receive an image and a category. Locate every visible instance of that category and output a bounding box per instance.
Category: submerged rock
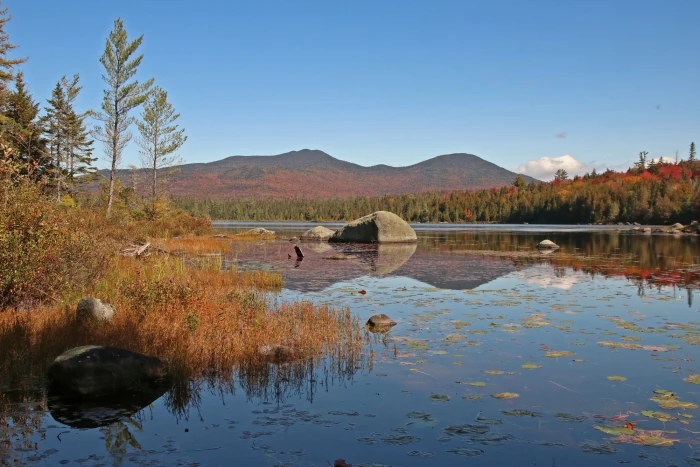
[330,211,417,243]
[76,297,116,323]
[258,344,298,362]
[536,239,559,250]
[48,346,169,398]
[300,226,336,242]
[367,314,396,327]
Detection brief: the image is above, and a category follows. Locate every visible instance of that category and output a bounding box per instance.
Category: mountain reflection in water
[218,226,699,295]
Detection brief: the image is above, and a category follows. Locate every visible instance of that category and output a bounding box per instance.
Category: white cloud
[516,155,602,181]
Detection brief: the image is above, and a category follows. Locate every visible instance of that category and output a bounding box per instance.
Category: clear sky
[4,0,699,179]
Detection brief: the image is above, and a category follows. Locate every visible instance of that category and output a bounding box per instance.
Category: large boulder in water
[48,346,169,398]
[300,226,336,242]
[330,211,417,243]
[76,297,116,323]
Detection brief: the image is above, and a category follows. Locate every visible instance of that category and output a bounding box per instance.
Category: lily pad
[481,370,504,375]
[545,350,576,358]
[594,425,633,435]
[607,375,627,382]
[641,410,676,423]
[430,394,450,402]
[467,382,486,387]
[522,363,542,369]
[501,409,542,417]
[684,374,700,385]
[491,392,519,399]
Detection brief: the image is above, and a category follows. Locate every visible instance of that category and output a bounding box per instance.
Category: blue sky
[5,0,699,179]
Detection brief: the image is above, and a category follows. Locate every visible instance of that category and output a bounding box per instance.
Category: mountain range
[105,150,536,199]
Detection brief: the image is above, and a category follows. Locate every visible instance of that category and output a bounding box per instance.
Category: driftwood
[120,242,151,257]
[294,246,304,259]
[120,242,178,257]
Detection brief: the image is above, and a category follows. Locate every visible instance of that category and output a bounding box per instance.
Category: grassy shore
[0,189,362,390]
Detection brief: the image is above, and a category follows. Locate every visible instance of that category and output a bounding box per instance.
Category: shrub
[0,183,114,309]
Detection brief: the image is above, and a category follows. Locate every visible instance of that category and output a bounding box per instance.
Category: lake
[3,223,700,466]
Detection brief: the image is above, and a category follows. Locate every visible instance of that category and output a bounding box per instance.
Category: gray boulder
[300,226,336,242]
[669,223,684,231]
[76,297,116,323]
[536,240,559,250]
[48,346,169,397]
[330,211,417,243]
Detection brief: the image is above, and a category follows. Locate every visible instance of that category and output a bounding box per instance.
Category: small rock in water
[240,227,275,236]
[76,297,116,323]
[300,226,335,242]
[367,314,396,327]
[334,460,352,467]
[258,344,297,362]
[536,239,559,250]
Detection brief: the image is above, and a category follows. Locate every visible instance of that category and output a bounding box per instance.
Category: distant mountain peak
[100,150,537,199]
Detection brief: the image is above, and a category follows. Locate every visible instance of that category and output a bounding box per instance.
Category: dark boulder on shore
[48,346,169,398]
[330,211,417,243]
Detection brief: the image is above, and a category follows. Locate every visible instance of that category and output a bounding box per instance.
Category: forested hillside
[102,149,538,198]
[174,159,700,225]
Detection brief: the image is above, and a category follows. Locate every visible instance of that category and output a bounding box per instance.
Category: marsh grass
[0,235,363,391]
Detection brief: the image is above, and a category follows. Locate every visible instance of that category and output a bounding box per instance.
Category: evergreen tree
[512,174,527,189]
[554,169,568,181]
[136,86,186,216]
[60,74,96,190]
[634,151,648,172]
[91,18,153,216]
[4,72,46,177]
[690,142,696,162]
[44,82,67,201]
[0,2,27,151]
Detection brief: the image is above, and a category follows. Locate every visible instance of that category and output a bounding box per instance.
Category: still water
[3,224,700,466]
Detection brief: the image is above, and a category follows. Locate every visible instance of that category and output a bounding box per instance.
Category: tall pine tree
[690,142,696,162]
[0,2,27,156]
[60,74,96,190]
[136,86,187,216]
[91,18,152,215]
[44,82,67,201]
[4,72,46,177]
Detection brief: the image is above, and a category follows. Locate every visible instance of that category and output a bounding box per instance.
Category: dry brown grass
[0,251,363,389]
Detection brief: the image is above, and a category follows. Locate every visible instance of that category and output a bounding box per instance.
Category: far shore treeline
[174,154,700,225]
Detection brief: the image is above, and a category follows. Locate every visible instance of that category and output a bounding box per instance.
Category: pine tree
[635,151,648,172]
[690,142,696,162]
[44,82,67,201]
[0,2,27,151]
[91,18,153,216]
[136,86,186,216]
[554,169,568,181]
[512,174,527,189]
[60,75,95,190]
[4,72,46,177]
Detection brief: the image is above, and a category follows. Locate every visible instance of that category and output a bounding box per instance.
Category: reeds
[0,241,362,389]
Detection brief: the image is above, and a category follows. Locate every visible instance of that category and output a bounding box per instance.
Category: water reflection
[47,386,168,429]
[222,228,699,296]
